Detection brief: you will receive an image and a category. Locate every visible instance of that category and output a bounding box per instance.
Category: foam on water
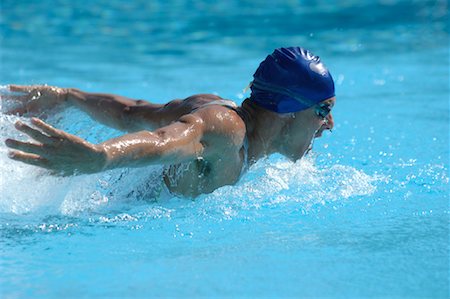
[202,155,382,217]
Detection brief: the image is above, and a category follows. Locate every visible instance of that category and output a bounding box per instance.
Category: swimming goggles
[315,103,332,120]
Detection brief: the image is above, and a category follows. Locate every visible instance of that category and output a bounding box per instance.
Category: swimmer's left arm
[5,115,205,175]
[100,113,205,170]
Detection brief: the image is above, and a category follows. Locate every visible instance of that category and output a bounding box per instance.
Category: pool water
[0,1,448,298]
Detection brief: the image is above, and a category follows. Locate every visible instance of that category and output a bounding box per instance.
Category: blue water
[0,0,449,298]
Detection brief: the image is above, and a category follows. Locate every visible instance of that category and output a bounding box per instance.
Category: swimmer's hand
[1,85,68,116]
[5,118,106,176]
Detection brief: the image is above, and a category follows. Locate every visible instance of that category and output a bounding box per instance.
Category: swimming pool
[1,0,448,298]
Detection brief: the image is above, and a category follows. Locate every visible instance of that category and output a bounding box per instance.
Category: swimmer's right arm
[2,85,162,132]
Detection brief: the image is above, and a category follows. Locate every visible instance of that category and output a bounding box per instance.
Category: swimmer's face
[280,97,335,161]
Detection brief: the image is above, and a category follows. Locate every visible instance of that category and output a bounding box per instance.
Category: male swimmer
[2,47,335,197]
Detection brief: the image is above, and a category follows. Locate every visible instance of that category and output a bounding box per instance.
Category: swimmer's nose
[325,113,334,130]
[315,113,334,138]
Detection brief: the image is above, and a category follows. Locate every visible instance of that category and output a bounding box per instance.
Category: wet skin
[2,85,334,197]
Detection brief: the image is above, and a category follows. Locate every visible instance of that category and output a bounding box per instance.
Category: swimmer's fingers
[30,118,64,138]
[7,150,49,168]
[9,85,66,98]
[14,121,55,144]
[6,85,36,101]
[3,85,66,115]
[9,85,33,93]
[7,150,71,176]
[8,85,45,94]
[0,87,30,115]
[5,139,47,157]
[1,86,37,115]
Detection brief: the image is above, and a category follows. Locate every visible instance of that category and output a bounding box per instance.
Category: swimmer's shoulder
[192,101,246,151]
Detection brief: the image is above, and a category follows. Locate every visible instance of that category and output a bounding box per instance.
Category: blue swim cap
[250,47,335,113]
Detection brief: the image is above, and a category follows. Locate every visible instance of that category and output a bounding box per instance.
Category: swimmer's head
[250,47,335,113]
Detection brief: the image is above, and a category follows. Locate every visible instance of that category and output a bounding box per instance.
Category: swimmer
[2,47,335,197]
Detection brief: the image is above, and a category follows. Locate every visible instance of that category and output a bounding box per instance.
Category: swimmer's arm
[5,115,205,175]
[100,114,205,169]
[3,85,162,132]
[66,88,163,132]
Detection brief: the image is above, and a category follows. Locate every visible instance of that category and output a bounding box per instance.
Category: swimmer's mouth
[315,127,332,138]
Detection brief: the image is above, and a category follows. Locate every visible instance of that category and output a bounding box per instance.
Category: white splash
[202,155,383,216]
